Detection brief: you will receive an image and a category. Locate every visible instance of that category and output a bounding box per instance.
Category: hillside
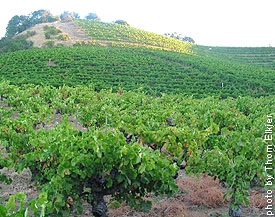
[17,21,91,47]
[0,19,274,98]
[74,19,194,53]
[15,19,193,54]
[0,15,274,217]
[0,46,274,98]
[194,45,275,69]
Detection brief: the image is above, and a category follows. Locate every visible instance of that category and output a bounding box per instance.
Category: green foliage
[85,13,101,21]
[44,32,51,39]
[25,31,36,38]
[72,12,80,19]
[29,9,59,24]
[73,40,103,46]
[43,25,62,40]
[114,20,130,26]
[5,15,31,38]
[43,25,62,36]
[74,19,194,53]
[0,82,180,215]
[182,36,195,43]
[56,43,65,47]
[0,35,33,54]
[4,10,58,38]
[164,32,195,43]
[58,33,69,41]
[0,148,12,189]
[195,45,275,69]
[0,81,273,216]
[0,46,274,97]
[43,41,55,48]
[0,192,48,217]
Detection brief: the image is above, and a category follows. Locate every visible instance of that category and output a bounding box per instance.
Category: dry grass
[107,195,188,217]
[176,174,229,208]
[249,193,269,209]
[159,199,188,217]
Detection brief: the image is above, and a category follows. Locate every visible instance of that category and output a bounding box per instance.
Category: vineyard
[0,81,274,216]
[194,45,275,69]
[0,16,274,217]
[0,46,274,98]
[74,19,194,53]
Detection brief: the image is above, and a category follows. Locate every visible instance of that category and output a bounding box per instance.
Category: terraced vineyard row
[0,81,273,216]
[194,45,275,69]
[74,19,194,54]
[0,46,274,98]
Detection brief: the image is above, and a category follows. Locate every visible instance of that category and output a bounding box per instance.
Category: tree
[114,20,130,26]
[164,32,195,43]
[85,13,100,21]
[60,11,75,22]
[182,36,195,43]
[5,15,30,38]
[5,10,58,38]
[73,12,80,19]
[29,10,59,25]
[0,35,33,54]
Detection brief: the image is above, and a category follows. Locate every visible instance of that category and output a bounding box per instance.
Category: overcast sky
[0,0,274,47]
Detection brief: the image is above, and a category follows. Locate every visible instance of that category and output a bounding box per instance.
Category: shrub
[43,25,62,36]
[0,35,33,54]
[43,40,55,48]
[43,25,50,31]
[58,33,69,41]
[45,32,51,39]
[25,31,36,38]
[56,43,65,47]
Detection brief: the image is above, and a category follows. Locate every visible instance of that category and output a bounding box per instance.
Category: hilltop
[16,19,193,54]
[13,18,275,69]
[17,21,90,47]
[0,18,274,98]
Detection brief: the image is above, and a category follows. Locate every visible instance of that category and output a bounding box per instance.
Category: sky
[0,0,274,47]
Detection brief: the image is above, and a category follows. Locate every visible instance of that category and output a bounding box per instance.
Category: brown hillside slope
[18,21,92,47]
